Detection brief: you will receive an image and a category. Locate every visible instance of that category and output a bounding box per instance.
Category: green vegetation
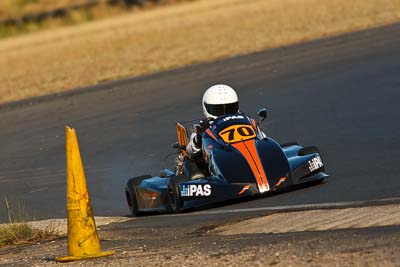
[0,197,58,248]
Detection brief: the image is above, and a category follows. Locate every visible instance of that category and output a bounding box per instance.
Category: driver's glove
[186,132,202,155]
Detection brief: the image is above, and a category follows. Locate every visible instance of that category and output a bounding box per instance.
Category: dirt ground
[1,206,400,266]
[0,224,399,266]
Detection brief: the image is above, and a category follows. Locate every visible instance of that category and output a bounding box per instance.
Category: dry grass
[0,223,58,247]
[1,0,400,104]
[0,1,144,38]
[0,197,59,248]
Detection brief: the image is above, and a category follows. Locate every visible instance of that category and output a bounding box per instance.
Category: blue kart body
[125,114,328,215]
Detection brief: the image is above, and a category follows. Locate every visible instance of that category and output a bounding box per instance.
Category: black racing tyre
[280,142,300,148]
[167,175,189,213]
[125,175,151,216]
[299,146,320,156]
[125,182,140,216]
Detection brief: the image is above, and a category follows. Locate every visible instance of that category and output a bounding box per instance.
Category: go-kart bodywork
[125,113,328,215]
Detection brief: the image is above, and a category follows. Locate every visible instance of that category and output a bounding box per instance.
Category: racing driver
[186,84,240,157]
[180,84,265,178]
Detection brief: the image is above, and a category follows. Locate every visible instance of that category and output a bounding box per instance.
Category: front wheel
[167,175,189,213]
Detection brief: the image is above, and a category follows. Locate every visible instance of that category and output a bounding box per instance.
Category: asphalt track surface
[1,23,400,224]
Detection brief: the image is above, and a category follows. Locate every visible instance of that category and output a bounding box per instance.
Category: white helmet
[202,84,239,119]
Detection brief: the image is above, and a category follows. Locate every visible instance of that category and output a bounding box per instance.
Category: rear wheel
[167,175,189,213]
[125,175,151,216]
[280,142,299,148]
[299,146,319,156]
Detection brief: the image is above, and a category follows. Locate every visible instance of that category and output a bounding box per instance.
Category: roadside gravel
[1,207,399,266]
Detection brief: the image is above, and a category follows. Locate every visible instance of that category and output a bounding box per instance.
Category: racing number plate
[218,124,256,143]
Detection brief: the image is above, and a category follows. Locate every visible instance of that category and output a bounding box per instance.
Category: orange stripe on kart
[232,140,270,193]
[250,119,257,131]
[205,129,218,141]
[238,184,251,195]
[244,140,270,192]
[274,176,286,187]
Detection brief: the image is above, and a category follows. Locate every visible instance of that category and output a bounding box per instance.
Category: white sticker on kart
[308,155,323,172]
[181,184,211,197]
[222,115,244,122]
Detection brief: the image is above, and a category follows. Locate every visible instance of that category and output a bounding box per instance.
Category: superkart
[125,109,328,215]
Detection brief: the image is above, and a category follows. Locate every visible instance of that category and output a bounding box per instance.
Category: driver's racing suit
[185,117,216,158]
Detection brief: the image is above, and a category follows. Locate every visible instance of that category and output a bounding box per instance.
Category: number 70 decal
[218,124,256,143]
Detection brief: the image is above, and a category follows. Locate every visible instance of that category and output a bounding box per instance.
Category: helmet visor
[204,101,239,117]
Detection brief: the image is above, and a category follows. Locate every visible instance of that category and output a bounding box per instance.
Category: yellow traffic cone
[56,126,115,262]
